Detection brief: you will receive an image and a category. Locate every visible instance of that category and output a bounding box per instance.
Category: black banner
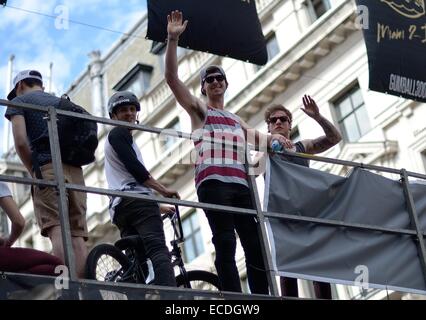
[356,0,426,102]
[146,0,268,65]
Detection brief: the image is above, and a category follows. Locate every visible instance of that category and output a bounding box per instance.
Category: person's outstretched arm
[10,115,33,174]
[0,195,25,247]
[165,10,206,129]
[108,127,180,199]
[300,95,342,154]
[238,117,294,151]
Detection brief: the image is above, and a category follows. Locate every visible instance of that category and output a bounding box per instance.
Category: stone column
[88,50,104,117]
[3,54,15,153]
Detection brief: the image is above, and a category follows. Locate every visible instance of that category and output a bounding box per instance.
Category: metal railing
[1,97,425,300]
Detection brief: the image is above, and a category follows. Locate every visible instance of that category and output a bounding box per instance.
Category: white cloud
[0,62,11,99]
[0,0,148,152]
[1,0,147,92]
[0,0,57,29]
[0,0,60,95]
[0,64,9,155]
[92,8,147,55]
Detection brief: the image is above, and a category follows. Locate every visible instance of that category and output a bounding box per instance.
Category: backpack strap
[31,149,45,189]
[59,95,72,109]
[31,95,71,188]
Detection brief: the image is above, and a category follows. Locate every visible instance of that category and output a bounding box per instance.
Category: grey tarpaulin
[264,155,426,294]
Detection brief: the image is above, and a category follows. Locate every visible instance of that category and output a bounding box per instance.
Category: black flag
[146,0,268,65]
[356,0,426,102]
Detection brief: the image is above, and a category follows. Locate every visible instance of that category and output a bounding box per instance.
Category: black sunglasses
[268,116,290,124]
[204,75,225,84]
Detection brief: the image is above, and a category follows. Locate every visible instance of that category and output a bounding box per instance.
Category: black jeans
[113,197,176,287]
[197,180,269,294]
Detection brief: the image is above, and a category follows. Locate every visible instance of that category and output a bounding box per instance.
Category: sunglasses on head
[204,75,225,84]
[268,116,290,124]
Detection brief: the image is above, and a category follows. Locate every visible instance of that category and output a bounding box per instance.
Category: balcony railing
[0,98,425,300]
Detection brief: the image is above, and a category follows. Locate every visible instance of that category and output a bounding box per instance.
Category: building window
[113,63,153,98]
[422,150,426,172]
[305,0,331,22]
[151,42,188,73]
[160,118,181,152]
[266,33,280,61]
[151,41,166,55]
[334,86,370,142]
[255,33,280,71]
[182,210,204,263]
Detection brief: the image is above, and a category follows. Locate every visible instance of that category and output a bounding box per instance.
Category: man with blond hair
[264,95,342,299]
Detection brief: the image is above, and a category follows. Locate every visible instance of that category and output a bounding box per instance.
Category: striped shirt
[193,107,248,189]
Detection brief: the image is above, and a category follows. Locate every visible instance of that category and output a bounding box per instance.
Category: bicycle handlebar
[161,205,184,242]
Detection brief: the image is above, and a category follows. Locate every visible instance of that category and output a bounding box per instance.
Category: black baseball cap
[199,65,227,95]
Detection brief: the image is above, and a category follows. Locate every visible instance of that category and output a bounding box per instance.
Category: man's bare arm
[0,196,25,247]
[303,115,342,154]
[165,10,206,128]
[10,115,33,174]
[239,117,294,150]
[143,176,180,199]
[300,95,342,154]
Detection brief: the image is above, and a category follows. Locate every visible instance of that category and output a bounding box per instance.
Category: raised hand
[301,95,320,120]
[167,10,188,39]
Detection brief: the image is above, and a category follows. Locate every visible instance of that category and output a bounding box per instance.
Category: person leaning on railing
[4,70,88,278]
[264,95,342,299]
[0,181,63,276]
[104,91,179,287]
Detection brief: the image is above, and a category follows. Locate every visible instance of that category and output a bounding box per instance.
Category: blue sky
[0,0,147,153]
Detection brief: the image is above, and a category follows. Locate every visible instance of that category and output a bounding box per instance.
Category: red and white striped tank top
[193,107,248,189]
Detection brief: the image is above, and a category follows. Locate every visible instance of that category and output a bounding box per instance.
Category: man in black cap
[5,70,88,278]
[164,10,291,294]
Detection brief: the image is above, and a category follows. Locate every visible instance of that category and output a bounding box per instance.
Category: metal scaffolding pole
[46,106,78,282]
[246,166,280,297]
[400,169,426,286]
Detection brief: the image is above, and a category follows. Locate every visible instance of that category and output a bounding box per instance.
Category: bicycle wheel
[175,270,221,291]
[86,244,132,282]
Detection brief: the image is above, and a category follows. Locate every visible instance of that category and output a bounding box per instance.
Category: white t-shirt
[0,182,12,198]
